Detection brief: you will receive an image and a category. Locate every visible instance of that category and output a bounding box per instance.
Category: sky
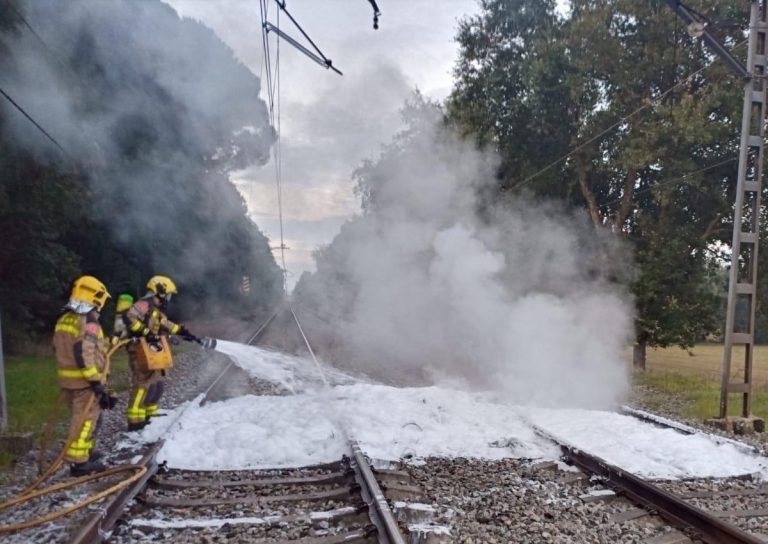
[165,0,482,287]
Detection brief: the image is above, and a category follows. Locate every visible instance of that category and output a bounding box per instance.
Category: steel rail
[619,405,762,455]
[246,305,283,345]
[68,442,163,544]
[201,305,284,404]
[67,304,286,541]
[534,426,765,544]
[349,441,406,544]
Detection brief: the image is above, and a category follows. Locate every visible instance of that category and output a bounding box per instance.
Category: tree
[449,0,746,367]
[0,0,283,351]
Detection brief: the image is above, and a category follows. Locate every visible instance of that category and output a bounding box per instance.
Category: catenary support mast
[664,1,766,429]
[719,1,767,423]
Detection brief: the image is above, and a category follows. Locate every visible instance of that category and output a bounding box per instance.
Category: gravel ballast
[2,345,768,543]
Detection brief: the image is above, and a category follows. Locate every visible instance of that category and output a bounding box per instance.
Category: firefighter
[111,293,134,344]
[53,275,118,476]
[123,275,198,431]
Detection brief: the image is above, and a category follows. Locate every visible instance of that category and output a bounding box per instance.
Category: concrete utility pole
[665,0,766,433]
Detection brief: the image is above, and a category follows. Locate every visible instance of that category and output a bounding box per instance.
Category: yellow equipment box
[135,336,173,371]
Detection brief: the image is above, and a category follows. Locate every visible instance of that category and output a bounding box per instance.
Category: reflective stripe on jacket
[124,295,181,337]
[53,311,107,389]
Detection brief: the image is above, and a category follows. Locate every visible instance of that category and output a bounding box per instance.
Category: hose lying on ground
[0,339,150,533]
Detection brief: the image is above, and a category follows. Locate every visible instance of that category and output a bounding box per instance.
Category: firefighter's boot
[127,421,148,432]
[89,449,106,463]
[70,459,106,477]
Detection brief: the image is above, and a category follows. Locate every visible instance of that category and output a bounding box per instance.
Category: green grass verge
[635,370,768,421]
[0,351,132,471]
[4,355,60,433]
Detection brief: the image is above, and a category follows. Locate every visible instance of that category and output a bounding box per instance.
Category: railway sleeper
[373,468,414,484]
[140,484,359,508]
[642,531,693,544]
[151,469,355,490]
[128,503,370,532]
[379,482,424,501]
[265,524,379,544]
[123,522,378,544]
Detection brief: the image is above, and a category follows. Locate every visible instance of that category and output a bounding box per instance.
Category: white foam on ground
[528,408,768,480]
[138,342,768,480]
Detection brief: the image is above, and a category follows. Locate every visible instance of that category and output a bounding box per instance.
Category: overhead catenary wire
[270,0,343,75]
[260,0,288,291]
[5,1,74,77]
[0,86,70,159]
[257,2,328,379]
[6,2,56,60]
[275,7,287,286]
[4,1,105,164]
[600,156,739,209]
[514,37,749,190]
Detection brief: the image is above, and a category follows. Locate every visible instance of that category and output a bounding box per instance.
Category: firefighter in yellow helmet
[53,275,118,476]
[122,275,200,431]
[111,293,134,344]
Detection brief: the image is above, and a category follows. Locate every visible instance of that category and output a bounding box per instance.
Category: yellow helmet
[146,275,178,297]
[70,275,111,310]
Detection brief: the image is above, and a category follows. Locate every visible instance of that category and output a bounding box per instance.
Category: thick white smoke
[297,99,633,409]
[0,0,283,306]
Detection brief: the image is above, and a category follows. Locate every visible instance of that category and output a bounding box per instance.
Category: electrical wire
[275,6,288,289]
[514,38,749,190]
[0,86,69,158]
[260,0,288,292]
[6,2,58,60]
[600,156,738,209]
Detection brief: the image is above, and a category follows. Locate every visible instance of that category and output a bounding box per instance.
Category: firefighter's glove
[178,326,199,343]
[90,383,117,410]
[97,392,118,410]
[90,382,105,396]
[104,393,119,410]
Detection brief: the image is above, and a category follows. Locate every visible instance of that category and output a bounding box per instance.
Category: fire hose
[0,339,146,533]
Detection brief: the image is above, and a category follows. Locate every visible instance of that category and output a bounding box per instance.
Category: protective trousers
[63,388,101,464]
[126,351,162,424]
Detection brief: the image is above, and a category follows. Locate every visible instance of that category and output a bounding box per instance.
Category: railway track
[66,308,418,544]
[71,448,420,543]
[7,305,767,543]
[534,425,768,544]
[98,445,418,543]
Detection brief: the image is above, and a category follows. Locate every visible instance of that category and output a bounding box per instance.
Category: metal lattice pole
[719,2,767,419]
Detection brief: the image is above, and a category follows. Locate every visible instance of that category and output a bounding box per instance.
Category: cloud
[166,0,481,280]
[235,180,358,222]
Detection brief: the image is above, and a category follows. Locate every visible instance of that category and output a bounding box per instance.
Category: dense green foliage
[448,0,749,362]
[0,0,283,351]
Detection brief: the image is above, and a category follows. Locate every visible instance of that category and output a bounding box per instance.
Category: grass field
[0,351,133,472]
[638,344,768,422]
[646,343,768,384]
[3,351,132,432]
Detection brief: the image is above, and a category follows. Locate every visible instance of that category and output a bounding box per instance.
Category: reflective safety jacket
[53,311,107,389]
[124,294,181,338]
